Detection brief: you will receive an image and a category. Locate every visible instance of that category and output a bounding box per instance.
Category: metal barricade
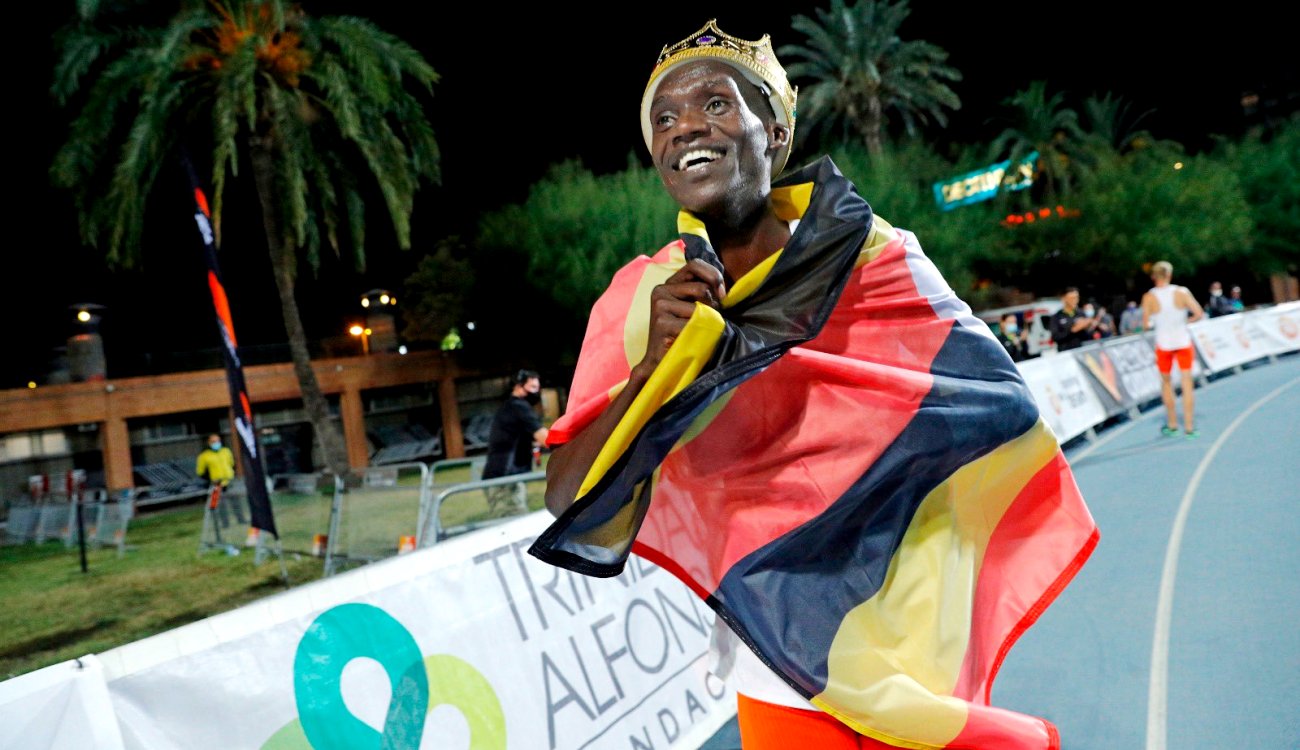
[33,496,74,544]
[62,489,107,549]
[89,492,135,556]
[324,463,431,576]
[429,456,486,485]
[419,471,546,546]
[1,504,38,545]
[267,473,335,558]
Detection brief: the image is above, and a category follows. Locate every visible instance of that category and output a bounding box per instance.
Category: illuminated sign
[933,151,1037,211]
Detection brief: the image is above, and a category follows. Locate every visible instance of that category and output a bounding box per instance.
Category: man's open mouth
[675,148,726,172]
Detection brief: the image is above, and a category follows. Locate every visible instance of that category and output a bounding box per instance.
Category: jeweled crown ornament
[641,19,798,175]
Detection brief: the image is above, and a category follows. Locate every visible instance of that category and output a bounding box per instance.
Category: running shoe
[1184,428,1200,439]
[1160,426,1179,437]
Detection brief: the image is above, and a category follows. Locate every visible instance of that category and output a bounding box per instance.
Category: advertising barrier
[0,656,123,750]
[1251,302,1300,355]
[1016,354,1109,443]
[1190,305,1299,372]
[88,512,732,750]
[1074,337,1165,415]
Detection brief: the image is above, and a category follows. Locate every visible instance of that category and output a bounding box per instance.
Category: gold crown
[640,20,798,175]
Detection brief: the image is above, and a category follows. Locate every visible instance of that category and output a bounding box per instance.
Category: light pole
[359,288,398,353]
[68,303,107,381]
[348,324,372,355]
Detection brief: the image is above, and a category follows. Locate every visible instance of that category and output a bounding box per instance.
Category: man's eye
[655,113,675,128]
[706,98,728,112]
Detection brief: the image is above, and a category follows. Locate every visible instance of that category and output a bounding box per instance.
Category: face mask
[1211,290,1222,297]
[1004,323,1018,334]
[525,391,541,406]
[1082,307,1095,317]
[209,442,222,451]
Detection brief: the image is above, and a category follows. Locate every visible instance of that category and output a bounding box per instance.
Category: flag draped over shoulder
[529,157,1097,749]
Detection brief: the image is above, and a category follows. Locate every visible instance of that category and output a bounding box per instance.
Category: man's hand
[636,259,727,378]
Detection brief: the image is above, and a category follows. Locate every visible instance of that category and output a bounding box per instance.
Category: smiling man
[532,20,1096,750]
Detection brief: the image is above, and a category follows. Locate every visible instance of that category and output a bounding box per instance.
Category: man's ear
[767,122,790,154]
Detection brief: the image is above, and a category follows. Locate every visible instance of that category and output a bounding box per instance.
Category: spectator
[1092,303,1116,339]
[1048,287,1100,351]
[1205,281,1235,317]
[482,370,548,514]
[1229,285,1245,312]
[995,313,1029,362]
[1119,300,1143,335]
[195,432,247,529]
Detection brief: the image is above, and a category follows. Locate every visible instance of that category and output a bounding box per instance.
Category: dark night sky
[5,1,1293,387]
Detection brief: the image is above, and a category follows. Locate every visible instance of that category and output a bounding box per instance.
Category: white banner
[1250,302,1300,355]
[93,513,733,750]
[0,656,123,750]
[1189,309,1290,372]
[1016,354,1109,442]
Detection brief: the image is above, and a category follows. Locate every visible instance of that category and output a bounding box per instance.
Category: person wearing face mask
[196,432,247,527]
[996,312,1030,361]
[482,370,548,514]
[1205,281,1234,318]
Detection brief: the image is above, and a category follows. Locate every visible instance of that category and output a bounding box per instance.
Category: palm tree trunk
[248,135,351,476]
[863,95,884,156]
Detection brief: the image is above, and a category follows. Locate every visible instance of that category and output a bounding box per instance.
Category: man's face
[523,378,540,396]
[1210,283,1222,295]
[647,61,785,218]
[1063,290,1080,310]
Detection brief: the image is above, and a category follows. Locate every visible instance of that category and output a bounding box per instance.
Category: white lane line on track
[1145,374,1300,750]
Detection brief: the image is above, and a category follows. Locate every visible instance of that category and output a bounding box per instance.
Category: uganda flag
[530,157,1097,749]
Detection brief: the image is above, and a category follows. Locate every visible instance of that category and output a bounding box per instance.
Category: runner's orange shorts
[737,694,902,749]
[1155,346,1194,374]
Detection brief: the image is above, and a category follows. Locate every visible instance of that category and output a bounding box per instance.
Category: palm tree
[51,0,440,475]
[988,81,1085,203]
[778,0,962,155]
[1081,92,1159,156]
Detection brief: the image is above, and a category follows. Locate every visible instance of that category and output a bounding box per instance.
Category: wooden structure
[0,351,466,492]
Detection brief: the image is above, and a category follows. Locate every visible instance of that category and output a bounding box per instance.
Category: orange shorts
[1155,346,1194,374]
[737,694,896,749]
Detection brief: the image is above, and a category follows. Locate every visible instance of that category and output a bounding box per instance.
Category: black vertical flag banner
[183,158,277,537]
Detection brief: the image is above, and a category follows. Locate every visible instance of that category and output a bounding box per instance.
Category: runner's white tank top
[1150,285,1192,350]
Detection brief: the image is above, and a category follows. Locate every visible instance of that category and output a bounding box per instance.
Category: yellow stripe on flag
[812,420,1058,748]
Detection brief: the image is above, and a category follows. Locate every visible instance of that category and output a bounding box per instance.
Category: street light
[358,288,399,353]
[68,303,107,381]
[348,324,372,354]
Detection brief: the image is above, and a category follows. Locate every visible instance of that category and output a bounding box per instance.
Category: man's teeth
[677,149,724,171]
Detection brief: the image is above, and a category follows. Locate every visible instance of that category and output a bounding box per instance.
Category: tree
[1212,118,1300,276]
[1081,92,1158,157]
[401,238,474,345]
[477,159,678,317]
[986,143,1254,298]
[51,0,439,474]
[779,0,962,155]
[988,81,1086,204]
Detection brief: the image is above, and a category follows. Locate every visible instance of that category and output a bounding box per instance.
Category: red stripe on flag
[194,188,211,218]
[240,393,253,421]
[207,271,238,348]
[635,238,951,593]
[630,541,712,600]
[954,450,1098,704]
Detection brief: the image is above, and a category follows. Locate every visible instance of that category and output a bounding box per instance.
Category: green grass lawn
[0,459,549,680]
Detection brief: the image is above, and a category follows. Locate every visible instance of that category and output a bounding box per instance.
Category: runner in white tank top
[1142,261,1204,437]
